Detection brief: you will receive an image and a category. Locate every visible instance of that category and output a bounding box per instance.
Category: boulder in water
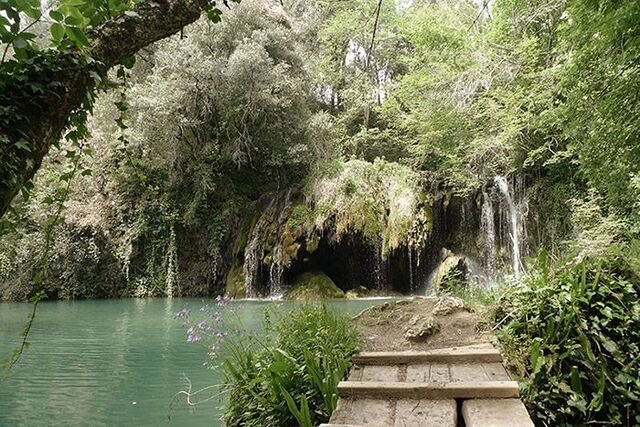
[286,271,344,300]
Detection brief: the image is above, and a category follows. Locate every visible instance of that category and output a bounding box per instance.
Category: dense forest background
[1,0,639,300]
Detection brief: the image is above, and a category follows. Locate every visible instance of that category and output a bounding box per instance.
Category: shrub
[496,249,640,426]
[221,305,359,426]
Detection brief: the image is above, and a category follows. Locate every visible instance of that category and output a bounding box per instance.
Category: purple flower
[187,334,201,343]
[175,309,191,318]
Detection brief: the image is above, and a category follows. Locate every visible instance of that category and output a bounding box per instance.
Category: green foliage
[304,158,431,257]
[496,249,640,425]
[221,305,359,426]
[0,0,134,64]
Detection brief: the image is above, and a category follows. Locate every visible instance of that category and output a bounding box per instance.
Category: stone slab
[338,381,520,399]
[349,365,364,381]
[329,398,394,426]
[394,399,457,427]
[353,345,501,365]
[462,399,535,427]
[450,363,488,382]
[361,365,400,382]
[482,363,511,381]
[406,364,431,382]
[429,364,450,382]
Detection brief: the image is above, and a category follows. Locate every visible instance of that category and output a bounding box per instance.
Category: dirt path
[352,296,487,352]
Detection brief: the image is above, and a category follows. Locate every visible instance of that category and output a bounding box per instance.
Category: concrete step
[352,344,502,365]
[327,398,457,427]
[349,361,512,383]
[338,380,520,399]
[462,399,535,427]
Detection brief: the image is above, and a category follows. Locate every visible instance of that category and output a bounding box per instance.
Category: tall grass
[221,305,359,427]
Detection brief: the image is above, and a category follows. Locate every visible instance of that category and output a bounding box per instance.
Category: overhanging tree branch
[0,0,215,218]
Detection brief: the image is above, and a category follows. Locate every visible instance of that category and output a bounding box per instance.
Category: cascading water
[370,243,387,290]
[480,187,496,279]
[408,245,415,291]
[243,190,294,298]
[493,175,522,274]
[268,189,294,297]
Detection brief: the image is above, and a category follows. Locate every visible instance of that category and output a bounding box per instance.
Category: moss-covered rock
[286,271,344,300]
[345,286,372,299]
[305,159,432,257]
[225,264,246,299]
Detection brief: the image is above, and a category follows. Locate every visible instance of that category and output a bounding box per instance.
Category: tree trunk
[0,0,212,217]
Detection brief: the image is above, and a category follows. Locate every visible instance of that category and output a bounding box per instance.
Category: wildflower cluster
[175,296,234,360]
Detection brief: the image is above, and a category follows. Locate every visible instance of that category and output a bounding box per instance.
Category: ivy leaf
[50,23,65,41]
[121,55,136,69]
[65,26,89,46]
[49,9,64,22]
[207,8,222,23]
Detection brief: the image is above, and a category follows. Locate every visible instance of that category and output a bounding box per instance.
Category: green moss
[286,271,345,301]
[233,198,270,257]
[304,159,431,257]
[225,264,246,299]
[306,232,320,253]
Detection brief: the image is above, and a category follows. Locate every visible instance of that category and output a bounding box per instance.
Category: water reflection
[0,298,387,426]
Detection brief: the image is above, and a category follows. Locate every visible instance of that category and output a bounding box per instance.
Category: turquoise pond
[0,298,388,426]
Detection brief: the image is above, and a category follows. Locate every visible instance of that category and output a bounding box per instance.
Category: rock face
[404,314,440,342]
[286,271,345,300]
[225,264,246,299]
[433,295,468,316]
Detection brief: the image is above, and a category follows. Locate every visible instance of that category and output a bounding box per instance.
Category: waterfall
[408,245,415,291]
[370,243,387,290]
[243,190,294,298]
[243,194,279,298]
[268,189,294,297]
[480,187,496,279]
[493,176,522,274]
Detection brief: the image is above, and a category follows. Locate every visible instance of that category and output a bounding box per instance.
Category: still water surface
[0,298,386,426]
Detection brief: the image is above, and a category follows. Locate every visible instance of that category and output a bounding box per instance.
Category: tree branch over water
[0,0,233,218]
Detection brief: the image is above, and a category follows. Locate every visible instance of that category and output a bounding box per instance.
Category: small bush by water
[496,249,640,426]
[176,303,358,426]
[220,305,358,426]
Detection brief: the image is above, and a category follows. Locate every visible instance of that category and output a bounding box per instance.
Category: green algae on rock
[286,271,345,300]
[225,264,246,299]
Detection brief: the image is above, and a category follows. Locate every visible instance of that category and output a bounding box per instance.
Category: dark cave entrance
[284,231,433,295]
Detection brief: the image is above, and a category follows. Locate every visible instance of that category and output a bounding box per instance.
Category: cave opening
[284,231,432,295]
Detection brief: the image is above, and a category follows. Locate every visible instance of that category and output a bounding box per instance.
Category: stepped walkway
[321,344,534,427]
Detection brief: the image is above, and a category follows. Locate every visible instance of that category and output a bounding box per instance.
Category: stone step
[338,380,520,399]
[349,361,512,383]
[462,399,535,427]
[352,344,502,365]
[327,398,457,427]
